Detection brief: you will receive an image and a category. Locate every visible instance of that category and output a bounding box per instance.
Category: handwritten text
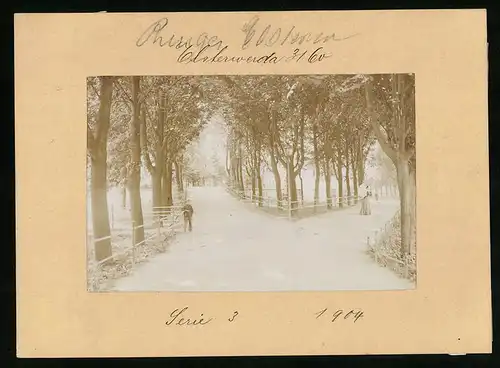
[135,16,358,65]
[136,17,223,52]
[177,45,331,64]
[241,15,359,50]
[165,307,240,327]
[315,308,364,323]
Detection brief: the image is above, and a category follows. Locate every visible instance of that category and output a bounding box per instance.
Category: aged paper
[15,10,490,357]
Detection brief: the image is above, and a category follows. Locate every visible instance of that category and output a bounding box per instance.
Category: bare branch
[88,78,100,99]
[294,113,306,175]
[115,77,133,103]
[275,138,288,167]
[331,152,338,176]
[138,77,162,104]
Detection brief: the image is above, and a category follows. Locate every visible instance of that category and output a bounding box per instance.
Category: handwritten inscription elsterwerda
[136,16,359,64]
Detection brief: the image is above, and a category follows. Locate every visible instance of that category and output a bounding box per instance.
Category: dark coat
[183,204,194,217]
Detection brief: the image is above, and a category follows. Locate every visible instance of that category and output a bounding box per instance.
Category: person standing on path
[359,184,372,215]
[182,201,194,232]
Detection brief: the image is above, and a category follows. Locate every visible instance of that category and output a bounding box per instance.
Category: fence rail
[225,185,362,218]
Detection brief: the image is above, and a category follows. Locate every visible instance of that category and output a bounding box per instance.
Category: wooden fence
[225,184,362,219]
[366,209,416,281]
[87,190,187,291]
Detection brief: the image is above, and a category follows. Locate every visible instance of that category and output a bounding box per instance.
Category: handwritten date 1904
[315,308,364,323]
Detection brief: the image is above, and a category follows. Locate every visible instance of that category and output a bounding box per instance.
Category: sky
[198,115,227,162]
[189,115,227,174]
[193,114,386,185]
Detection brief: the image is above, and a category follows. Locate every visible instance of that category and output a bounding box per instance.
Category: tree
[364,74,416,256]
[140,76,206,211]
[270,77,314,213]
[139,82,166,211]
[215,75,287,207]
[107,94,131,209]
[340,88,375,203]
[316,76,350,208]
[128,76,145,245]
[87,76,114,261]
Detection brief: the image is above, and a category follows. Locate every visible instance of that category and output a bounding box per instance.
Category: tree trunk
[251,155,257,203]
[314,163,320,208]
[345,166,351,206]
[235,158,241,193]
[396,159,415,258]
[324,158,332,209]
[91,158,112,261]
[236,159,242,195]
[178,162,184,191]
[257,160,263,207]
[229,152,237,189]
[336,155,344,208]
[269,144,282,209]
[251,173,256,202]
[410,169,417,254]
[288,160,298,213]
[174,161,182,192]
[164,160,173,207]
[161,166,168,206]
[149,89,165,215]
[120,167,128,209]
[232,166,238,190]
[121,185,126,209]
[89,76,114,262]
[357,159,365,184]
[409,166,417,254]
[225,146,231,177]
[298,172,304,205]
[128,76,145,246]
[152,173,162,211]
[238,147,245,194]
[151,172,162,224]
[352,159,358,204]
[313,125,320,207]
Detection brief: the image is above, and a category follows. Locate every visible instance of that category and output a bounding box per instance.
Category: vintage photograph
[86,74,416,292]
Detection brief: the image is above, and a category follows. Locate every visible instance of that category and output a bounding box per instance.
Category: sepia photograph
[16,10,490,357]
[86,74,416,292]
